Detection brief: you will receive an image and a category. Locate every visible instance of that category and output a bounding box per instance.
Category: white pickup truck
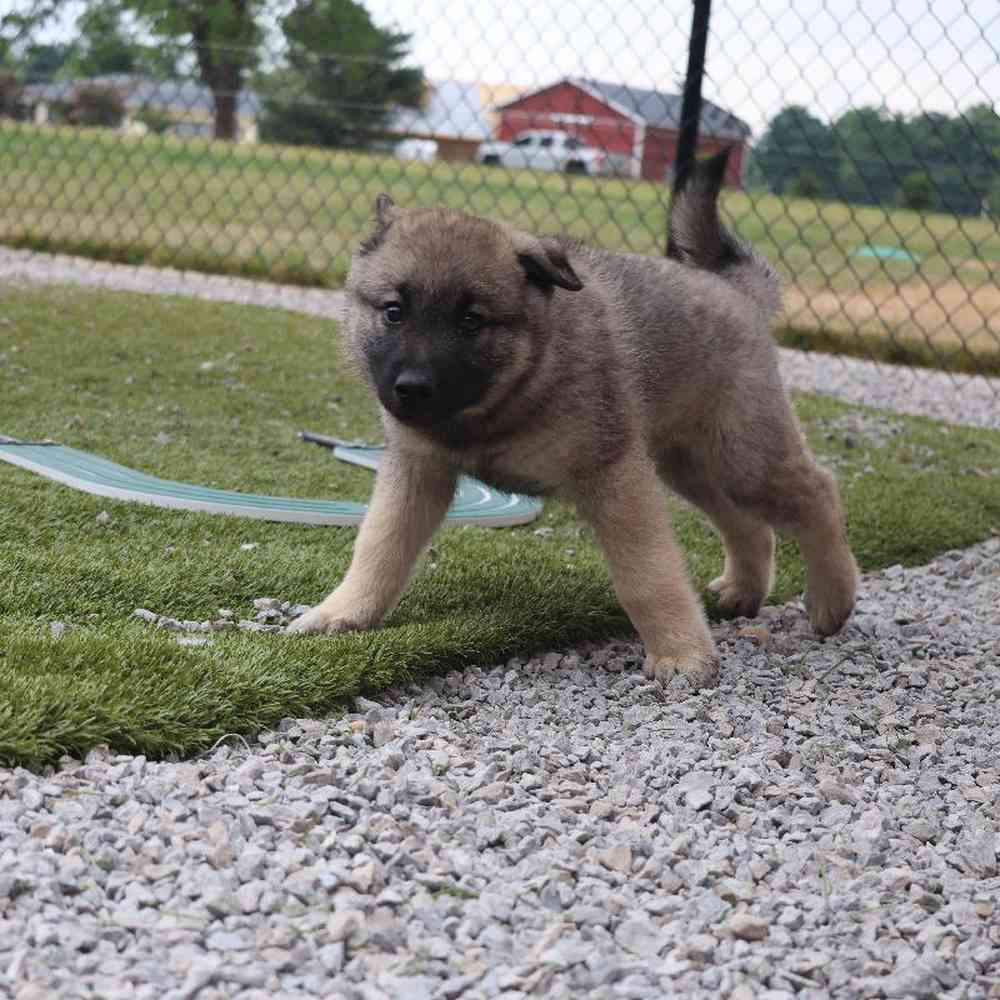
[476,130,607,175]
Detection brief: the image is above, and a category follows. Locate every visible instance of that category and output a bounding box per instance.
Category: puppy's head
[343,195,583,439]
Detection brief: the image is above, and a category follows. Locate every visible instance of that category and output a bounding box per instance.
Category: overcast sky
[362,0,999,135]
[21,0,1000,137]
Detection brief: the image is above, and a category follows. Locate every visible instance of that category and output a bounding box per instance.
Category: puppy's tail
[667,150,781,320]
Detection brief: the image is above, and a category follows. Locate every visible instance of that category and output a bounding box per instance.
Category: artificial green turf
[2,285,999,767]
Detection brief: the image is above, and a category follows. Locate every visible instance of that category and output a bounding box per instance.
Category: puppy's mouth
[380,390,496,446]
[378,388,456,430]
[376,364,493,429]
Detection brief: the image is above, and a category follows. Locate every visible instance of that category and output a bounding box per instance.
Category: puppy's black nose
[393,371,434,404]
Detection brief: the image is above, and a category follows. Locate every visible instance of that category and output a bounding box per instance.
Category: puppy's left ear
[515,236,583,292]
[375,193,396,226]
[360,193,398,256]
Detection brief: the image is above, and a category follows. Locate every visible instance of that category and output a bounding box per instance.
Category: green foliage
[19,41,75,83]
[258,0,423,150]
[65,0,173,78]
[12,1,263,139]
[132,0,266,139]
[787,169,823,199]
[12,0,426,144]
[749,105,839,196]
[136,102,173,134]
[988,178,1000,218]
[71,1,138,75]
[750,102,999,215]
[898,171,935,211]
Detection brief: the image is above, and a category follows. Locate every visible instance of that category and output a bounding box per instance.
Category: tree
[987,178,1000,219]
[749,105,837,197]
[833,106,909,205]
[128,0,264,140]
[16,0,263,139]
[73,2,138,75]
[65,1,142,76]
[788,169,823,199]
[1,6,56,71]
[136,102,173,132]
[19,42,75,82]
[0,70,26,119]
[899,171,934,211]
[751,101,998,216]
[258,0,423,150]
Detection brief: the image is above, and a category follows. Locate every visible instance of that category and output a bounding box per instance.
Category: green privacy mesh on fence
[0,0,997,378]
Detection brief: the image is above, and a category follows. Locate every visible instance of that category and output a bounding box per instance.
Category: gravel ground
[1,245,999,430]
[3,543,999,1000]
[2,248,999,998]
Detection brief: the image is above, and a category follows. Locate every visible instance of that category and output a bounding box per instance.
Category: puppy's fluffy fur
[289,152,858,687]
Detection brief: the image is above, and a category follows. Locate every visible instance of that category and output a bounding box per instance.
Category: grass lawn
[2,285,999,767]
[2,122,999,373]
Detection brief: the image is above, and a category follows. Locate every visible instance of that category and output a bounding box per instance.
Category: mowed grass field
[2,122,999,370]
[2,285,1000,766]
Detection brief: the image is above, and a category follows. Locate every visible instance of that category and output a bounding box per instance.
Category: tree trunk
[191,9,246,142]
[213,80,238,141]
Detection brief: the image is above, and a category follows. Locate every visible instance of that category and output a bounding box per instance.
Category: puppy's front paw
[285,605,368,636]
[643,636,719,689]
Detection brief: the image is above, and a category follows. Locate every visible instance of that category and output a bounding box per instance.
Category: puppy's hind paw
[707,575,766,619]
[806,558,859,637]
[806,590,856,637]
[643,650,719,690]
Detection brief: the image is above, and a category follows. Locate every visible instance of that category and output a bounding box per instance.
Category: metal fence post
[670,0,713,220]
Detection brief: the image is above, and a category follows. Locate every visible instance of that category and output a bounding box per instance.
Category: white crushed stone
[0,245,347,322]
[5,540,1000,999]
[777,349,1000,432]
[2,247,1000,998]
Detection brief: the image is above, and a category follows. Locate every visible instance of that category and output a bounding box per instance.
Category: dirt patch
[785,277,1000,356]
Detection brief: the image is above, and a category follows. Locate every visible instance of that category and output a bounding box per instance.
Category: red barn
[495,77,751,186]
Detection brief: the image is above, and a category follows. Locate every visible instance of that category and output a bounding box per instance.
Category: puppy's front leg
[288,450,457,635]
[573,457,718,688]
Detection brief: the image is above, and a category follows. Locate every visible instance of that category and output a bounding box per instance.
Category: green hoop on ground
[0,437,543,528]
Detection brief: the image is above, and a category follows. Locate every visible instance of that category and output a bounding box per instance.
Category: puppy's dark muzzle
[394,371,434,405]
[385,369,440,425]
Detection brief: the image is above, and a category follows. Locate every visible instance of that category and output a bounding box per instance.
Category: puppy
[289,151,858,687]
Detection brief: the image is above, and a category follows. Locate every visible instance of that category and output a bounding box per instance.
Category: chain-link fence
[0,0,997,381]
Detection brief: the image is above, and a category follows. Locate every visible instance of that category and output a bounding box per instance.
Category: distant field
[1,122,998,370]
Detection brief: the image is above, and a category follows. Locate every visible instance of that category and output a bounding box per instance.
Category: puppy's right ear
[515,236,583,292]
[360,193,397,256]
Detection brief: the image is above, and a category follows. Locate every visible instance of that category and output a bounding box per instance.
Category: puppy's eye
[459,310,485,334]
[383,302,403,325]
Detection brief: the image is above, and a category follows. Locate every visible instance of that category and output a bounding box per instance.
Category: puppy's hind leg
[705,505,775,618]
[573,456,718,689]
[659,449,775,619]
[750,458,858,636]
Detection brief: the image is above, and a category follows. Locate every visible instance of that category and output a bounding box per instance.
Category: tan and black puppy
[289,151,858,687]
